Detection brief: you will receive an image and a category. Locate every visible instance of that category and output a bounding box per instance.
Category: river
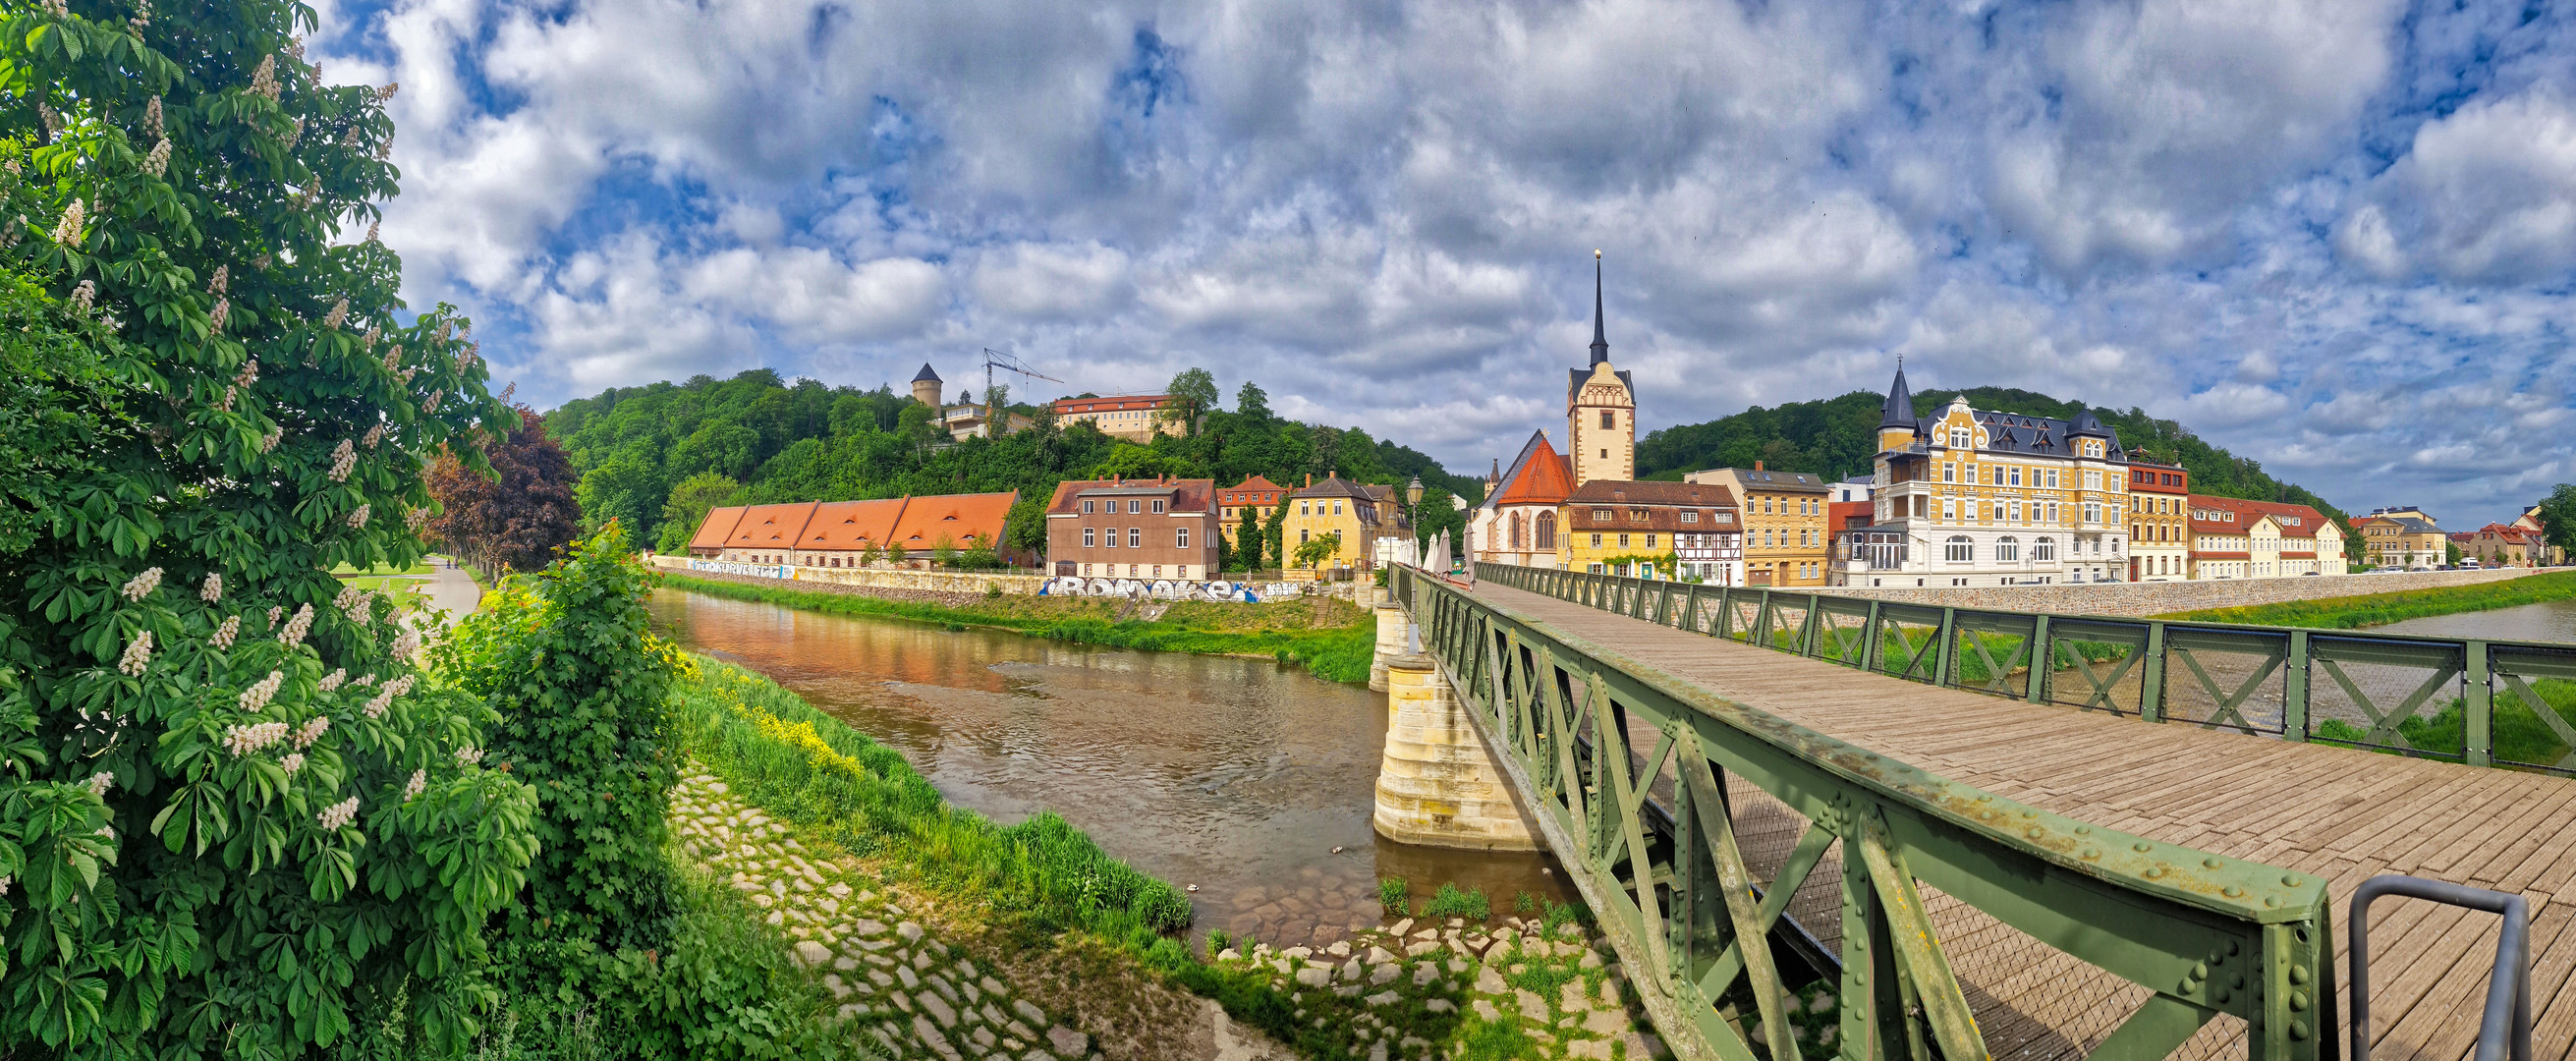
[2374,597,2576,643]
[647,587,1576,950]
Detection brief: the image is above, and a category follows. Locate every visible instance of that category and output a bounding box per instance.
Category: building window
[1301,502,1311,516]
[1538,512,1555,548]
[1591,533,1603,547]
[1600,410,1614,429]
[1945,535,1973,563]
[1646,533,1656,548]
[1152,499,1166,514]
[2010,501,2022,523]
[1593,508,1613,520]
[1334,501,1343,516]
[1103,528,1116,548]
[1084,528,1096,547]
[1951,427,1968,448]
[1997,536,2019,562]
[1082,500,1095,514]
[1129,528,1142,547]
[1681,510,1699,524]
[1176,528,1190,549]
[1618,533,1631,548]
[1630,508,1648,522]
[1941,499,1956,522]
[1943,463,1957,483]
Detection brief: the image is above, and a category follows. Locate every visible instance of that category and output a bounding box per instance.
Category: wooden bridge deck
[1465,581,2576,1061]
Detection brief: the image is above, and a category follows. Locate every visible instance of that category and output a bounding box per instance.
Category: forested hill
[541,368,1483,557]
[1636,386,2349,522]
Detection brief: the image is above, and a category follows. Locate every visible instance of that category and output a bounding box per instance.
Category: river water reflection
[648,588,1575,948]
[2374,597,2576,643]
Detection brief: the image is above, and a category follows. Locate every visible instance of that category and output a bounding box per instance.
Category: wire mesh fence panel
[2044,618,2151,715]
[2163,627,2291,734]
[1814,599,1876,668]
[2308,636,2468,762]
[2492,643,2576,774]
[1876,603,1947,684]
[1950,612,2041,698]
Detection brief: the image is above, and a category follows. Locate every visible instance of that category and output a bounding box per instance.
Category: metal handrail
[2350,875,2531,1061]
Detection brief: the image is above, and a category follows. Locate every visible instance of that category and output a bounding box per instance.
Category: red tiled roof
[690,506,750,550]
[1492,436,1574,506]
[1053,395,1173,416]
[1219,475,1286,505]
[1044,477,1216,516]
[2187,495,2333,538]
[886,491,1020,551]
[800,499,909,550]
[1829,500,1873,530]
[724,502,821,549]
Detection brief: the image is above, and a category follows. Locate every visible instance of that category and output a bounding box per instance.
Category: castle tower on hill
[1567,251,1636,488]
[911,363,942,407]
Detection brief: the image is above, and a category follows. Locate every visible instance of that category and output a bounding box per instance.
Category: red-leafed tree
[430,404,582,574]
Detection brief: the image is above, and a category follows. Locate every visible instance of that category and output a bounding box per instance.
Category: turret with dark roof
[911,363,941,383]
[1880,366,1918,429]
[1588,251,1609,367]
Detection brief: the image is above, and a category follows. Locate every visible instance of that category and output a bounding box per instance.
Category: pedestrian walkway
[1467,579,2576,1061]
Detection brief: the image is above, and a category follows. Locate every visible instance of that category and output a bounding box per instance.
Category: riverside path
[1390,564,2576,1061]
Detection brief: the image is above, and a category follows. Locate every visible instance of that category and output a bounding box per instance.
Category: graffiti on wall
[689,559,794,580]
[1037,577,1276,602]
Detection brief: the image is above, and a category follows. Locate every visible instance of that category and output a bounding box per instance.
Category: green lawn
[2162,570,2576,630]
[328,560,433,577]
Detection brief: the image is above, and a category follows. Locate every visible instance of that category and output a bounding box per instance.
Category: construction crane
[981,348,1065,418]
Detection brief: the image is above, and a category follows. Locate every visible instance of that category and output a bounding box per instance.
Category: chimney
[1114,474,1122,485]
[1755,461,1764,472]
[1305,474,1313,486]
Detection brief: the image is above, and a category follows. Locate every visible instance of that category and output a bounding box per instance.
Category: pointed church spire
[1589,250,1609,366]
[1879,363,1918,428]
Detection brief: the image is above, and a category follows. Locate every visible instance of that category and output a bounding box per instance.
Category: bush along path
[670,768,1096,1061]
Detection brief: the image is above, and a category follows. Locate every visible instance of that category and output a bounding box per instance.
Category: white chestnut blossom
[351,673,376,689]
[210,614,240,650]
[208,264,227,294]
[234,359,258,388]
[322,298,347,330]
[209,298,228,334]
[403,769,426,801]
[70,280,93,311]
[346,503,370,530]
[200,573,221,602]
[374,83,398,101]
[364,221,380,245]
[346,593,373,626]
[117,631,152,676]
[453,747,483,767]
[278,603,312,648]
[283,116,304,149]
[279,752,305,776]
[50,198,82,246]
[265,604,282,630]
[362,688,393,719]
[317,796,360,830]
[389,631,420,659]
[121,567,162,601]
[381,347,400,373]
[318,667,346,693]
[360,323,379,350]
[250,56,279,102]
[237,669,284,712]
[84,771,114,797]
[327,438,355,482]
[292,715,329,750]
[222,720,289,756]
[405,507,431,532]
[258,427,281,454]
[144,138,170,177]
[361,423,384,449]
[423,389,441,413]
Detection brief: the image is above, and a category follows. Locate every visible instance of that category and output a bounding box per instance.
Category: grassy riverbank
[660,571,1377,685]
[2162,570,2576,630]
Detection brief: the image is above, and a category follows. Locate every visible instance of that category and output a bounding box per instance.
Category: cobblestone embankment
[1824,567,2553,617]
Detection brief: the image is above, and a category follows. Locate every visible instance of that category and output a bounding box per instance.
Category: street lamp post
[1405,475,1425,568]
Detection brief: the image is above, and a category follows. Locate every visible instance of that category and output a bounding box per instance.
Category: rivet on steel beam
[2233,974,2245,989]
[2223,885,2244,898]
[2226,939,2240,956]
[2290,989,2309,1012]
[2026,827,2044,840]
[2265,896,2279,908]
[2289,966,2310,985]
[2133,842,2152,853]
[2204,858,2223,869]
[2146,866,2165,879]
[2192,962,2208,978]
[2073,825,2091,835]
[2215,988,2230,1004]
[2020,809,2037,818]
[2081,848,2100,860]
[1975,794,1991,802]
[2179,977,2198,993]
[2290,1020,2309,1041]
[2281,875,2303,887]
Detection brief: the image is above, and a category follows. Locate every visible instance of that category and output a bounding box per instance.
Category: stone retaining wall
[654,555,1044,596]
[1819,566,2557,617]
[659,567,988,609]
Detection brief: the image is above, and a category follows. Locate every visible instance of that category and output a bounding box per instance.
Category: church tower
[1567,251,1636,487]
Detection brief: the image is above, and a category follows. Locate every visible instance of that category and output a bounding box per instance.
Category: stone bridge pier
[1369,603,1540,850]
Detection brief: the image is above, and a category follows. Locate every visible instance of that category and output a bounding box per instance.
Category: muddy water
[2375,597,2576,644]
[648,588,1576,949]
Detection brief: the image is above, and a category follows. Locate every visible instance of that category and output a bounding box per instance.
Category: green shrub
[1422,882,1490,921]
[1378,876,1409,909]
[0,6,540,1051]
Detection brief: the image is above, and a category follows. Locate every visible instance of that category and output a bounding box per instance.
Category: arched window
[2034,536,2056,562]
[1510,512,1526,549]
[1537,511,1556,549]
[1996,536,2019,563]
[1945,535,1973,563]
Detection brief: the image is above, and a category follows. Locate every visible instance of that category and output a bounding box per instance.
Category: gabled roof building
[1472,430,1576,569]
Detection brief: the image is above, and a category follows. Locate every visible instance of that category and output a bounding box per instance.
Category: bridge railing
[1473,562,2576,773]
[1395,566,2339,1061]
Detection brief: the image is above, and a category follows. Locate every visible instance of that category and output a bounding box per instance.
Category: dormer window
[1950,427,1969,449]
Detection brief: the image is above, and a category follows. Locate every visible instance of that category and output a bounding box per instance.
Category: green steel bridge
[1391,564,2572,1061]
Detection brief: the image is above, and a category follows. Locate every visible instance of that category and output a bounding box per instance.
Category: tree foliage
[0,2,540,1052]
[2537,483,2576,558]
[543,367,1481,560]
[426,404,581,575]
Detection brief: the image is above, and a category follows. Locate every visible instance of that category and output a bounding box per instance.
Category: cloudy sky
[313,0,2573,528]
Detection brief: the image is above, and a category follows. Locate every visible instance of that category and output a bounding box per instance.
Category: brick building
[1043,476,1220,579]
[2126,461,2189,582]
